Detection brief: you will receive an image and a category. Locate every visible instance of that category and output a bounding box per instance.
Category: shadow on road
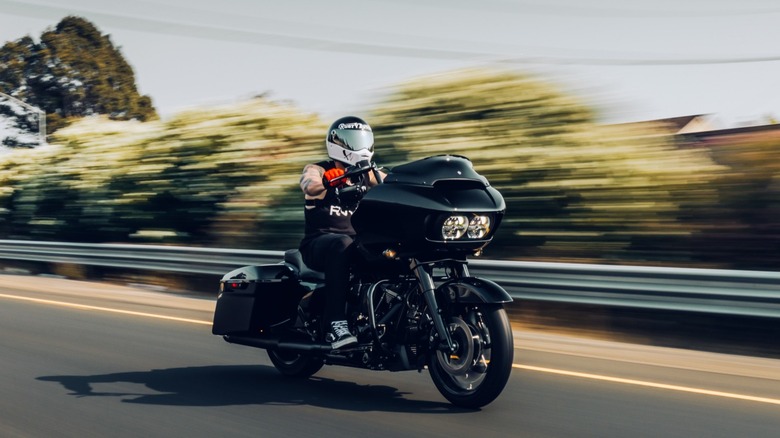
[38,365,468,413]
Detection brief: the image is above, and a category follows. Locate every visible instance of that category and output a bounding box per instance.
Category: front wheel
[429,305,514,408]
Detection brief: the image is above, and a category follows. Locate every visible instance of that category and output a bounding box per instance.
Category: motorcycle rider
[299,116,385,349]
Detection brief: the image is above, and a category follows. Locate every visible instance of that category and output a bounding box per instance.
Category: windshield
[384,155,488,187]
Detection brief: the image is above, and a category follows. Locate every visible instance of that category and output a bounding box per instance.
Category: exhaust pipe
[224,335,333,353]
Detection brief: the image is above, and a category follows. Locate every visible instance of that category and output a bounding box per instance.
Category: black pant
[300,233,354,323]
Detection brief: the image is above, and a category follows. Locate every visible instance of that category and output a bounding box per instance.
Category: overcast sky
[2,0,780,127]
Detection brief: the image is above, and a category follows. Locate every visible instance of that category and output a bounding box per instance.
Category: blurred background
[0,1,778,272]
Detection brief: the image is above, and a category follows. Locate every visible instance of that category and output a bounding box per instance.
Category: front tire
[429,305,514,408]
[268,349,324,378]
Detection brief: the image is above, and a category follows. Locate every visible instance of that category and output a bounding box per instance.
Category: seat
[284,249,326,283]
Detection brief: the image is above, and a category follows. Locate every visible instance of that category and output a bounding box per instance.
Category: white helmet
[326,116,374,166]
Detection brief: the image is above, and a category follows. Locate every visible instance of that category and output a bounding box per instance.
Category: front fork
[411,259,457,353]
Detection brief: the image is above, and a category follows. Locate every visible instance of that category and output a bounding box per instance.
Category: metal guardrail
[0,240,283,275]
[468,259,780,319]
[1,239,779,318]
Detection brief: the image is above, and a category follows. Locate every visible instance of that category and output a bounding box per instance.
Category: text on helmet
[338,122,371,131]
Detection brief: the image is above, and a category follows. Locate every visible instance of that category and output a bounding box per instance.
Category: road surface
[0,275,778,437]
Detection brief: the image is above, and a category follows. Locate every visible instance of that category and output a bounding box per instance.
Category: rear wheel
[429,305,514,408]
[267,349,324,378]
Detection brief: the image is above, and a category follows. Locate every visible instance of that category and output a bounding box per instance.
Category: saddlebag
[212,264,307,335]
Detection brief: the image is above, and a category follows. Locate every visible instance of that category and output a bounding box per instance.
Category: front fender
[437,277,513,304]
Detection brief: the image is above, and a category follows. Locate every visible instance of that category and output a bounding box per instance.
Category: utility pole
[0,92,47,146]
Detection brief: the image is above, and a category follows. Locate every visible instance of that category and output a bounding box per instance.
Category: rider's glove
[322,168,346,188]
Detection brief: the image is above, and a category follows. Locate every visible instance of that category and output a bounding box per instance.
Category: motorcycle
[212,155,513,408]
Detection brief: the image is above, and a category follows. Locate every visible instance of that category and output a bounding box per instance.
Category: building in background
[0,92,46,150]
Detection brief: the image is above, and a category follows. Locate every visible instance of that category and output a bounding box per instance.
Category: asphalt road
[0,275,778,437]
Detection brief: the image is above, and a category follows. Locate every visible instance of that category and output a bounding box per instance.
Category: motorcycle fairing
[352,155,505,258]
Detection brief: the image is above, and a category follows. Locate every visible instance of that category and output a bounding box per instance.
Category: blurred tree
[2,66,775,270]
[371,69,724,264]
[688,136,780,269]
[0,97,322,248]
[0,16,157,135]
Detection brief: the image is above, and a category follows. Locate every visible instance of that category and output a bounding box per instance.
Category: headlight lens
[441,215,468,240]
[468,215,491,239]
[440,214,493,240]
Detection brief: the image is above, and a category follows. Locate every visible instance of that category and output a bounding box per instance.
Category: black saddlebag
[212,264,307,335]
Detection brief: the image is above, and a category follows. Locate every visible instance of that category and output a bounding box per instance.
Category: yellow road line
[0,292,212,326]
[514,364,780,406]
[3,292,779,406]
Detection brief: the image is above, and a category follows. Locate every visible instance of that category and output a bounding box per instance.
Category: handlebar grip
[335,184,366,197]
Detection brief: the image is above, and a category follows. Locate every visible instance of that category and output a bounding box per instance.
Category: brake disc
[435,316,475,376]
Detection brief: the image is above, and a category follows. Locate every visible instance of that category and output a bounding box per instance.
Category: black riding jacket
[301,160,356,246]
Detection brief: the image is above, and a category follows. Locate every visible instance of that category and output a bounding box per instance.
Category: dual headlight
[441,214,492,240]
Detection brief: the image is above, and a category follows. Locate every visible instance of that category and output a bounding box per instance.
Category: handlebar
[330,160,380,208]
[328,160,380,187]
[334,183,367,199]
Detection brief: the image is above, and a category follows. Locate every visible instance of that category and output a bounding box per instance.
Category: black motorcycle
[212,155,513,408]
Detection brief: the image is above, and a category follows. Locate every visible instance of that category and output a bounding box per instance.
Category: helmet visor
[330,129,374,151]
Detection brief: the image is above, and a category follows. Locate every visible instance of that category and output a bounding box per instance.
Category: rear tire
[268,349,324,378]
[429,305,514,408]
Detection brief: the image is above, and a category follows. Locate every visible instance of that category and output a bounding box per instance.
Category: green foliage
[0,97,322,248]
[1,65,777,269]
[0,16,157,133]
[686,136,780,269]
[371,69,725,264]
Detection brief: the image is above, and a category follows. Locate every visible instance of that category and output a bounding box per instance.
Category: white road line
[514,364,780,406]
[4,292,780,406]
[0,292,212,326]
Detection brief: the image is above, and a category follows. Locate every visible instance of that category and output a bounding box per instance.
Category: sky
[1,0,780,128]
